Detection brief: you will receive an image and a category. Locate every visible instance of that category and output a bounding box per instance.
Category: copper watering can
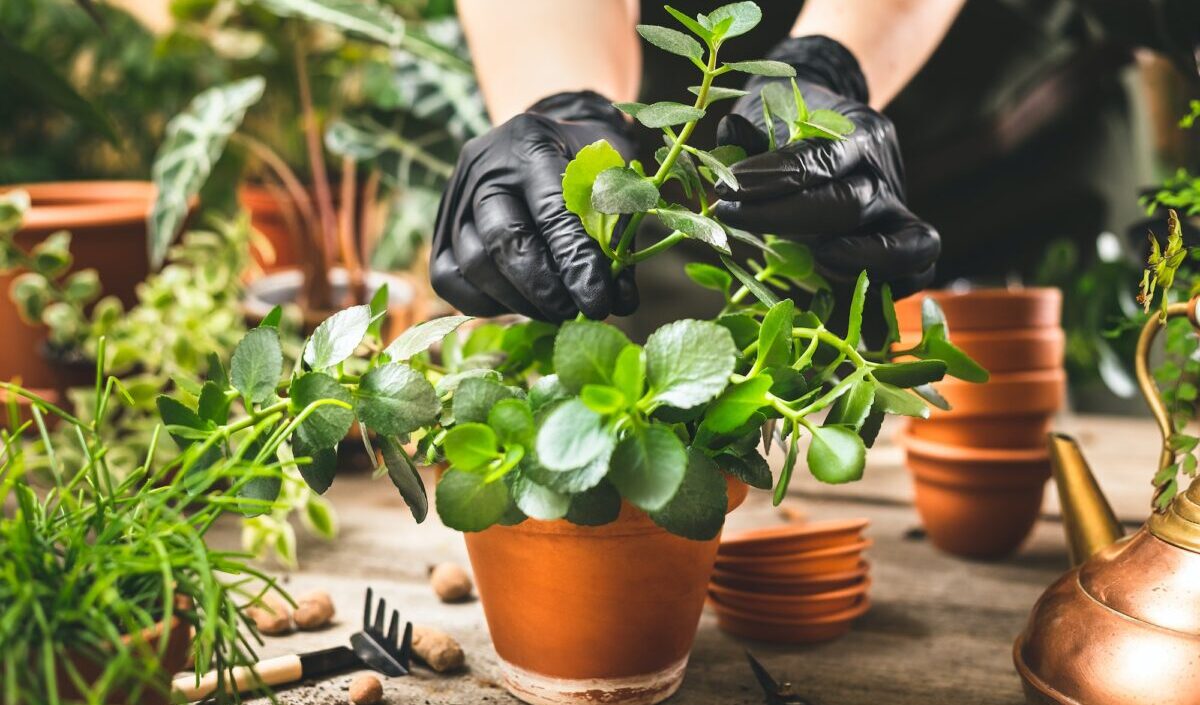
[1014,296,1200,704]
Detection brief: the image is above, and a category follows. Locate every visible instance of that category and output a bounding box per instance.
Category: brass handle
[1134,295,1200,493]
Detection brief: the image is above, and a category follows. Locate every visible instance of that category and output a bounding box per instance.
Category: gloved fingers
[429,237,509,319]
[713,172,889,238]
[881,263,936,300]
[810,209,941,284]
[716,129,867,202]
[522,149,621,320]
[715,113,770,157]
[453,219,545,320]
[473,188,580,322]
[611,265,639,317]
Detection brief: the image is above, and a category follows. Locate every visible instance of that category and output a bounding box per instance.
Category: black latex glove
[713,36,940,298]
[431,90,638,322]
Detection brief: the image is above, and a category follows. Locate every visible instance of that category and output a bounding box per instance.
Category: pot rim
[897,431,1050,463]
[241,267,416,318]
[898,326,1065,344]
[709,593,871,625]
[714,538,872,568]
[718,517,868,553]
[709,575,871,606]
[904,286,1062,303]
[711,560,869,589]
[5,181,156,231]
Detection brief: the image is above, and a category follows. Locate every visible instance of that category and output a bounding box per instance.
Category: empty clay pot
[708,595,871,644]
[0,182,154,392]
[894,287,1062,332]
[924,369,1066,418]
[462,476,748,705]
[907,414,1053,450]
[718,518,869,558]
[713,539,871,578]
[900,432,1050,559]
[707,577,870,619]
[711,562,869,596]
[896,326,1065,374]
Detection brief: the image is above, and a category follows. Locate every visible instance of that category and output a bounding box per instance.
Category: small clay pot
[713,539,871,578]
[896,326,1065,374]
[711,561,869,596]
[708,595,871,644]
[57,597,192,705]
[0,181,155,393]
[907,414,1053,450]
[240,185,303,272]
[707,577,870,619]
[718,518,868,558]
[894,287,1061,332]
[899,432,1050,559]
[923,369,1066,418]
[241,266,422,342]
[463,476,748,705]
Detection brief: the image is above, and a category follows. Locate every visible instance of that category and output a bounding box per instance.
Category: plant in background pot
[164,4,983,703]
[151,0,484,334]
[0,366,285,705]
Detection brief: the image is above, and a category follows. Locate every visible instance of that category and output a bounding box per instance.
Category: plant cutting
[162,4,984,703]
[150,0,483,331]
[0,361,286,705]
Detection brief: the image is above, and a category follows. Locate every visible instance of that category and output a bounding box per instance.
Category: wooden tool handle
[172,654,303,701]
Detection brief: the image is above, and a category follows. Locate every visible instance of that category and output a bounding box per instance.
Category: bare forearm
[791,0,965,109]
[459,0,642,123]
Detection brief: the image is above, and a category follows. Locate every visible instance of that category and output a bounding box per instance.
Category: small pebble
[412,625,465,673]
[295,589,335,630]
[348,674,383,705]
[247,592,292,635]
[429,563,473,603]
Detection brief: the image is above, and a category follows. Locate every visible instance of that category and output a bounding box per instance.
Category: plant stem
[294,31,337,312]
[338,157,366,305]
[610,40,720,274]
[629,231,686,264]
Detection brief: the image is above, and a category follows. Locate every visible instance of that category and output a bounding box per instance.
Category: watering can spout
[1048,433,1123,567]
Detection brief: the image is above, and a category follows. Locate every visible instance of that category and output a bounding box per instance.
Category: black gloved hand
[431,90,638,322]
[713,36,940,298]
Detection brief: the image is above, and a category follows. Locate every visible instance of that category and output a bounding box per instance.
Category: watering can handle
[1135,295,1200,480]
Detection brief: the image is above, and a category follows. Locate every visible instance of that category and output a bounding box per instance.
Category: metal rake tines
[360,586,414,674]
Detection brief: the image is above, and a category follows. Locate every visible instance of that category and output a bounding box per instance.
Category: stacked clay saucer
[708,518,871,643]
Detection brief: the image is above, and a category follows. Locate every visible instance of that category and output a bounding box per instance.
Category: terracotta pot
[711,561,869,596]
[57,599,191,705]
[896,326,1065,374]
[708,595,871,644]
[922,368,1066,418]
[717,518,868,558]
[907,414,1053,450]
[707,577,870,619]
[462,476,748,705]
[241,266,422,342]
[900,432,1050,559]
[713,539,871,578]
[894,287,1062,332]
[240,185,303,272]
[0,181,153,392]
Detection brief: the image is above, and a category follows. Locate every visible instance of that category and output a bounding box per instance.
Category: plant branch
[338,157,366,305]
[293,31,338,299]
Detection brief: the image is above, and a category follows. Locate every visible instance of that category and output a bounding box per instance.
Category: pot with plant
[0,359,287,705]
[151,0,485,339]
[164,4,982,703]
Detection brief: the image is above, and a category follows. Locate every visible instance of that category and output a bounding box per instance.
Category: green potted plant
[165,4,982,703]
[0,362,286,704]
[150,0,484,336]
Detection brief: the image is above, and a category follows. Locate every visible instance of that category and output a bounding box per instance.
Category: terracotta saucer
[708,577,870,619]
[718,518,869,558]
[709,595,872,643]
[711,561,869,595]
[714,539,872,578]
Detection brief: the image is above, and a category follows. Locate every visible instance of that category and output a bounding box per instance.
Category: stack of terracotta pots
[894,288,1066,559]
[706,519,871,643]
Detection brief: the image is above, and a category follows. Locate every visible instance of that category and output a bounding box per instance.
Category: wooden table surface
[214,413,1165,705]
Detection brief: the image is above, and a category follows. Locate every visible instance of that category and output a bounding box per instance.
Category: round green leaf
[435,469,512,532]
[591,167,660,215]
[443,423,499,472]
[648,449,727,540]
[288,372,354,449]
[452,376,519,425]
[702,375,773,434]
[535,399,612,471]
[553,321,631,393]
[488,398,535,447]
[384,315,472,361]
[231,327,283,405]
[645,320,737,409]
[608,426,687,511]
[292,434,337,494]
[303,304,372,369]
[635,24,703,59]
[564,481,622,526]
[355,363,440,435]
[511,472,570,521]
[634,102,705,129]
[807,424,867,484]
